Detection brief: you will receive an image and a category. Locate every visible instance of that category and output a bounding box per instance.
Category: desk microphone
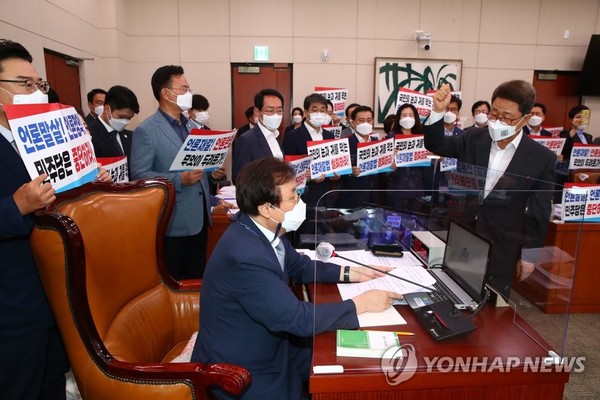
[315,242,436,293]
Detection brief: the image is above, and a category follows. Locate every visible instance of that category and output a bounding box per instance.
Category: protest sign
[561,183,600,222]
[568,143,600,170]
[356,138,394,176]
[314,87,348,118]
[97,156,128,183]
[285,154,313,193]
[544,126,563,138]
[440,157,458,172]
[169,129,236,172]
[324,124,343,139]
[394,134,432,168]
[396,88,433,121]
[5,103,98,193]
[530,137,566,155]
[307,138,352,179]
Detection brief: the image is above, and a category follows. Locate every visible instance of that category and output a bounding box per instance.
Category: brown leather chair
[571,169,600,184]
[31,178,250,400]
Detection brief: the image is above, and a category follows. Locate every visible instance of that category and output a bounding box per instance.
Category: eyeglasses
[280,193,300,204]
[0,79,50,94]
[488,113,524,126]
[167,86,191,94]
[261,107,284,116]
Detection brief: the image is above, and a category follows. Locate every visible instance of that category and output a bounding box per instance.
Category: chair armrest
[107,359,251,397]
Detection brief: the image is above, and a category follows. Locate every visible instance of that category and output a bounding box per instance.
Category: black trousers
[164,226,208,280]
[0,326,69,400]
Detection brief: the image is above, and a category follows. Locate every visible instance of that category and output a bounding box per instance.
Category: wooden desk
[309,284,569,400]
[513,221,600,313]
[206,213,232,262]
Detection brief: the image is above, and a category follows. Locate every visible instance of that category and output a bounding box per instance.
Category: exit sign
[254,46,269,61]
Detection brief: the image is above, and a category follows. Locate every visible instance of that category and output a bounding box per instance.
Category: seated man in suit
[90,85,139,160]
[192,157,400,400]
[523,102,552,137]
[283,93,340,208]
[232,88,285,183]
[424,81,556,297]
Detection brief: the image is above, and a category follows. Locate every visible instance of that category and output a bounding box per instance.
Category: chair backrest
[571,169,600,184]
[32,179,250,399]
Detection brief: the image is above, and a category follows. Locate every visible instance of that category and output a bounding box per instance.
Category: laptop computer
[404,219,492,310]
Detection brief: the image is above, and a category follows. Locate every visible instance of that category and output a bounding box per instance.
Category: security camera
[415,31,432,51]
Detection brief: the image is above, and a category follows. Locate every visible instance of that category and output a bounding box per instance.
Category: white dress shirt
[304,121,324,141]
[99,117,125,153]
[258,121,283,160]
[426,110,523,198]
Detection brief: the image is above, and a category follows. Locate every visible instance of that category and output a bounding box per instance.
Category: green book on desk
[336,330,400,358]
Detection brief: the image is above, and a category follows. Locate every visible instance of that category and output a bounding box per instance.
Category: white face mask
[272,198,307,232]
[93,105,104,116]
[292,115,303,124]
[261,113,283,131]
[488,117,524,141]
[355,122,373,136]
[309,112,329,128]
[399,117,415,130]
[325,114,333,125]
[109,115,130,132]
[12,89,49,105]
[474,113,488,126]
[528,115,543,127]
[168,89,193,111]
[577,124,587,131]
[443,112,457,124]
[193,111,209,126]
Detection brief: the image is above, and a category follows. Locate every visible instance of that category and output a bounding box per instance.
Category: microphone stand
[333,253,435,292]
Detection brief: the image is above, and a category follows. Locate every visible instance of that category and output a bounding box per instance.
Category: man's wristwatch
[343,266,351,283]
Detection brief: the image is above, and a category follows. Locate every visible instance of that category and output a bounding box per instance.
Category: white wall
[1,0,599,135]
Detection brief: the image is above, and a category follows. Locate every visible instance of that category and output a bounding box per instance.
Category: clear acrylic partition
[305,160,580,380]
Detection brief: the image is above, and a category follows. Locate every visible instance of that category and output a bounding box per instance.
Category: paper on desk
[358,306,407,327]
[303,249,423,269]
[216,185,238,210]
[333,250,436,299]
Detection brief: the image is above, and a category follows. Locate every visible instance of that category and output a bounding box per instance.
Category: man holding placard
[0,38,112,399]
[130,65,228,280]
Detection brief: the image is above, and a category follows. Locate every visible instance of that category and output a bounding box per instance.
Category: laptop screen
[443,220,492,301]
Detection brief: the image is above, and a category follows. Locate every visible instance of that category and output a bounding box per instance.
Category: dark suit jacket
[0,136,56,339]
[424,119,556,296]
[282,124,336,207]
[89,118,132,158]
[560,129,594,160]
[336,134,381,208]
[191,212,358,399]
[84,113,97,128]
[523,125,552,137]
[236,123,252,138]
[232,125,283,184]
